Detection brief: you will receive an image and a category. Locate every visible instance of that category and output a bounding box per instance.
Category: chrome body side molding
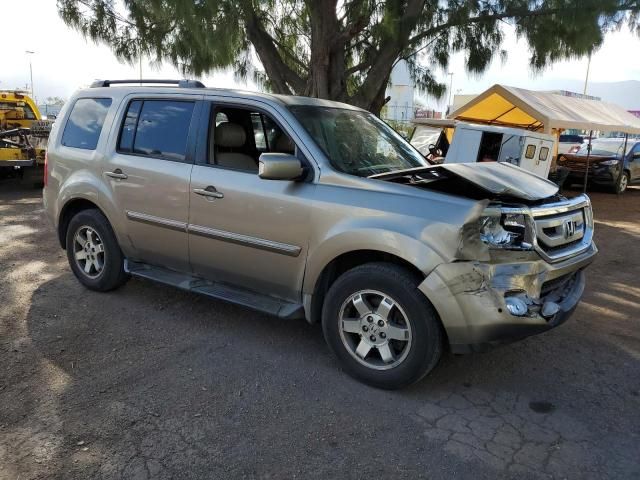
[188,224,302,257]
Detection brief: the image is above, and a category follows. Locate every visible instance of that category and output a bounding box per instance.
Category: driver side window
[206,106,296,172]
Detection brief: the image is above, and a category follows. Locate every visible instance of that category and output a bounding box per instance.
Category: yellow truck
[0,90,51,185]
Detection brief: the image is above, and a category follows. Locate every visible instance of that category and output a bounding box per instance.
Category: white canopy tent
[447,84,640,192]
[448,84,640,135]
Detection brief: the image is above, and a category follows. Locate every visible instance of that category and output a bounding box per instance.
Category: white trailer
[411,120,555,178]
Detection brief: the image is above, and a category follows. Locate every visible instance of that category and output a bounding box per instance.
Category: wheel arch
[57,197,109,249]
[305,249,429,326]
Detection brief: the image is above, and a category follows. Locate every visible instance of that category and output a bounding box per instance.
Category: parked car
[558,137,640,193]
[557,134,584,155]
[44,80,597,389]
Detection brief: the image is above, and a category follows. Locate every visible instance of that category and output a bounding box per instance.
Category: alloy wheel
[73,226,105,278]
[618,174,628,193]
[338,290,412,370]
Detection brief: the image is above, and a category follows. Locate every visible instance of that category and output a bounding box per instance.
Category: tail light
[44,151,48,186]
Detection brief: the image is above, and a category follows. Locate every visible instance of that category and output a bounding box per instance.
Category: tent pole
[583,131,593,194]
[617,134,629,195]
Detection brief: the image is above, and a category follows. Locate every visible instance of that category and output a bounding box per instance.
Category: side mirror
[258,153,304,180]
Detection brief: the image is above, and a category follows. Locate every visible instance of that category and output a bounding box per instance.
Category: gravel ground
[1,182,639,479]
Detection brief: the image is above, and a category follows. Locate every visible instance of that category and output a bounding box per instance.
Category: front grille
[530,196,593,262]
[561,159,594,173]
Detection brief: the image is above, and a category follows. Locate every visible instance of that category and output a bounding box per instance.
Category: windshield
[289,106,428,176]
[577,139,633,156]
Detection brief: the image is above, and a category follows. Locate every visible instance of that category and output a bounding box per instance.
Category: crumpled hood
[434,162,559,201]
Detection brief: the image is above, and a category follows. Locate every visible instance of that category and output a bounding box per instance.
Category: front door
[187,101,314,302]
[102,96,200,271]
[629,143,640,181]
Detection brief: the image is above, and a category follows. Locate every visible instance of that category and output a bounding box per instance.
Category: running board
[124,260,304,319]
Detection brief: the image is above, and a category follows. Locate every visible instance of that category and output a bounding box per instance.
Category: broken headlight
[479,211,533,250]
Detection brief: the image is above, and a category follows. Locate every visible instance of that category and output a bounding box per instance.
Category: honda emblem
[564,220,577,239]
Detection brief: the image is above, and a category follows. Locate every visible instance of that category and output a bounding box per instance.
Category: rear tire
[322,262,443,389]
[65,209,129,292]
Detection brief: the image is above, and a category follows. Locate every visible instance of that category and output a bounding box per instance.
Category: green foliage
[45,96,66,106]
[57,0,640,112]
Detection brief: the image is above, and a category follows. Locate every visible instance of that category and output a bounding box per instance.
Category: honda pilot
[43,80,597,389]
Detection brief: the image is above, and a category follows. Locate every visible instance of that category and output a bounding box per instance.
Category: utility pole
[446,72,454,116]
[25,50,35,100]
[583,52,591,96]
[138,40,143,85]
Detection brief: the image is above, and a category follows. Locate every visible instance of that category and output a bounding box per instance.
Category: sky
[4,0,640,109]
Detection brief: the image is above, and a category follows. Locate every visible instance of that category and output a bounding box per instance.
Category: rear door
[102,95,201,271]
[445,127,482,163]
[519,137,550,177]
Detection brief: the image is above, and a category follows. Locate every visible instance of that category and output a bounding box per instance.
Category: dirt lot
[1,182,639,479]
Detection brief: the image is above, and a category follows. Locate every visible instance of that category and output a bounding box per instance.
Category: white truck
[411,119,555,178]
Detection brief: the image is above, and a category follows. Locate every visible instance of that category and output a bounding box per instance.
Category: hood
[562,153,620,162]
[371,162,559,202]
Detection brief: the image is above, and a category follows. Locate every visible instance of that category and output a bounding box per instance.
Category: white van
[411,120,555,178]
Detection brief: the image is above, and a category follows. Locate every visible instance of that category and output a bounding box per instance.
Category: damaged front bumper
[419,244,597,353]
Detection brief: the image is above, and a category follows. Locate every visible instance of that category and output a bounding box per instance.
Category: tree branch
[407,6,568,47]
[243,11,306,94]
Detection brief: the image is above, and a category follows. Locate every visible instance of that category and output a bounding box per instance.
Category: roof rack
[90,79,206,88]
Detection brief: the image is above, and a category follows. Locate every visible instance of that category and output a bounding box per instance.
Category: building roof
[448,84,640,135]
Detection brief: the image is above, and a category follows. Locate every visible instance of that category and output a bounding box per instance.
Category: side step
[124,260,304,319]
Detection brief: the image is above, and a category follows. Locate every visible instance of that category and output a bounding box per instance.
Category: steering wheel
[428,144,443,158]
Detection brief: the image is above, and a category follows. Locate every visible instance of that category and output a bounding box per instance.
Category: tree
[58,0,640,114]
[45,96,66,106]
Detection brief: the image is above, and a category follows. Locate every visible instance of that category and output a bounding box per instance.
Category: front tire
[322,263,443,389]
[614,172,629,194]
[65,209,129,291]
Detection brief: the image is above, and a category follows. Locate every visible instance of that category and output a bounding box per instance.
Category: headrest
[275,134,295,154]
[215,122,246,148]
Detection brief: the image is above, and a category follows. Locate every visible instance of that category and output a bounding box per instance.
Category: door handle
[193,186,224,199]
[105,169,128,180]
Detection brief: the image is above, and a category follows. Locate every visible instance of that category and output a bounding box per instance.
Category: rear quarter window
[61,98,112,150]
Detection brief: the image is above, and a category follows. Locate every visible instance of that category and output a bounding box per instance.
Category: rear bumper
[419,244,597,353]
[0,159,36,168]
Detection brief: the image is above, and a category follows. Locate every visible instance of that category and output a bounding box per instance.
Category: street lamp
[25,50,35,100]
[583,51,592,96]
[446,72,454,116]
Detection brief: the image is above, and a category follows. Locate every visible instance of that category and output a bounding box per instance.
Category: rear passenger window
[118,100,195,161]
[61,98,112,150]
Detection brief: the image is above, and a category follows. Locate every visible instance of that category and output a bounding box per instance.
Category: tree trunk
[307,0,341,99]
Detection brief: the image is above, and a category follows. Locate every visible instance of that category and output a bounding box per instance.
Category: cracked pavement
[1,183,639,479]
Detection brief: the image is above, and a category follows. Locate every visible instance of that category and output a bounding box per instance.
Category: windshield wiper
[368,165,438,179]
